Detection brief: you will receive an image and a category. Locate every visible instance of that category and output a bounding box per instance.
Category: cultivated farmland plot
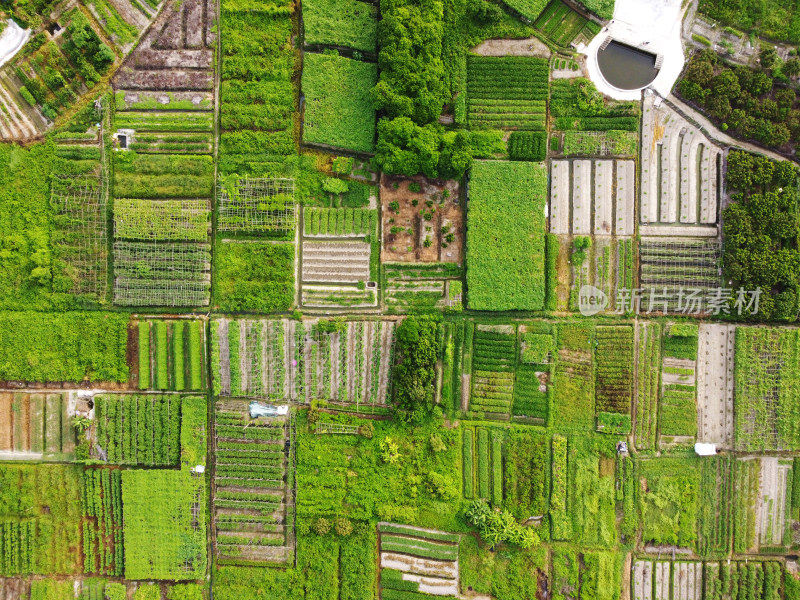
[301,241,371,284]
[466,56,549,131]
[214,318,395,406]
[113,0,217,91]
[378,522,461,597]
[633,561,704,600]
[550,159,635,236]
[755,457,791,550]
[51,139,109,302]
[633,561,653,600]
[468,325,517,420]
[696,324,735,448]
[634,322,661,451]
[638,238,721,313]
[640,94,720,234]
[213,399,294,565]
[733,327,800,451]
[0,392,75,459]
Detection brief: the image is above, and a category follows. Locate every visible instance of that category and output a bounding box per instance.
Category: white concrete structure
[581,0,687,100]
[0,20,30,68]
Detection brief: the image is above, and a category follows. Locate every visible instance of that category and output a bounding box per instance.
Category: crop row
[380,534,458,561]
[94,395,181,466]
[635,323,661,450]
[594,326,634,415]
[551,435,570,540]
[80,467,123,576]
[303,207,377,237]
[138,320,205,391]
[115,111,214,132]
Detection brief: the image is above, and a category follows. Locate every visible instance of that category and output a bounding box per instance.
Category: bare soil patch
[471,37,551,58]
[381,174,463,264]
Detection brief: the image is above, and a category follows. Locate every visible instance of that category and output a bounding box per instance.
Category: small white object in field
[694,442,717,456]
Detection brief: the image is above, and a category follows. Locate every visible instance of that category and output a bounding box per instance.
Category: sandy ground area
[471,37,551,58]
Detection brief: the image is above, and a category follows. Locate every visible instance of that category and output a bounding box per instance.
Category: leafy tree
[760,45,778,70]
[785,58,800,77]
[722,151,800,321]
[373,0,448,124]
[374,117,441,178]
[390,316,439,423]
[465,500,540,549]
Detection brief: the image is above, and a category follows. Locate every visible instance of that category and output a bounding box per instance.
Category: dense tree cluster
[373,0,448,124]
[679,50,800,151]
[372,0,512,179]
[390,316,439,423]
[722,151,800,321]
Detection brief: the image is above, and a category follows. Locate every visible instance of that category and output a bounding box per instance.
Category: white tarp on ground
[580,0,686,100]
[0,20,31,68]
[694,442,717,456]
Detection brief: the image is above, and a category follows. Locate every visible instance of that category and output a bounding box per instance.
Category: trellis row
[214,318,395,405]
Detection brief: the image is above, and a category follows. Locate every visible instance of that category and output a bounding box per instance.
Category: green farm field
[1,0,800,597]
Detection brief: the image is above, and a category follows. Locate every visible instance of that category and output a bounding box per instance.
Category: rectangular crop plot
[114,241,211,306]
[94,395,182,466]
[755,457,791,549]
[467,56,549,130]
[549,159,635,237]
[302,0,377,53]
[467,161,547,310]
[549,160,570,234]
[638,238,721,313]
[302,241,370,284]
[123,469,207,579]
[379,522,461,598]
[734,327,800,451]
[214,318,395,405]
[114,198,210,241]
[114,153,214,195]
[696,324,734,447]
[699,455,732,557]
[469,325,517,418]
[302,53,377,153]
[217,177,296,236]
[594,326,633,427]
[0,392,72,458]
[214,399,293,565]
[138,319,206,392]
[572,160,591,234]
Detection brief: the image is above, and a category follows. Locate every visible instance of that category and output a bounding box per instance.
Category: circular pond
[597,40,659,90]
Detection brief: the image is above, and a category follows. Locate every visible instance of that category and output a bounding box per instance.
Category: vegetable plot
[466,161,547,311]
[467,56,549,131]
[137,319,206,392]
[302,53,377,153]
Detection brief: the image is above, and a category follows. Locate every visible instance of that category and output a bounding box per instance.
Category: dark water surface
[598,40,659,90]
